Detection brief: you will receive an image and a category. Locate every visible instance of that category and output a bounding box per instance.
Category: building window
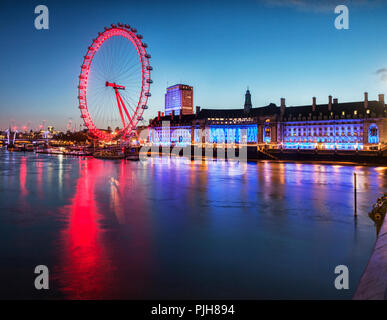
[368,124,379,144]
[264,124,271,143]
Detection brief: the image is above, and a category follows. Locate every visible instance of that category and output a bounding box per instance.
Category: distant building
[149,90,387,150]
[165,84,193,116]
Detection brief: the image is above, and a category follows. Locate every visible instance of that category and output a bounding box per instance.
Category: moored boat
[125,147,140,161]
[93,149,125,160]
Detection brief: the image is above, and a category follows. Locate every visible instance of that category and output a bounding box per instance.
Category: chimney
[328,95,332,111]
[378,93,385,105]
[157,111,160,121]
[280,98,286,115]
[312,97,316,112]
[196,106,201,114]
[333,98,338,104]
[364,92,368,109]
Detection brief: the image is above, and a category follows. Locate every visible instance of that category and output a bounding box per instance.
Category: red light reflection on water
[53,159,152,299]
[57,160,113,299]
[19,156,27,196]
[35,154,43,197]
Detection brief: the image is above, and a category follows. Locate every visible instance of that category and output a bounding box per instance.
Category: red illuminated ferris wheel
[78,23,152,141]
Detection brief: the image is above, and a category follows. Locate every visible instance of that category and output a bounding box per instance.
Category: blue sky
[0,0,387,131]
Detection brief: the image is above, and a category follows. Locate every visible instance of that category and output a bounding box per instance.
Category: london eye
[78,23,152,141]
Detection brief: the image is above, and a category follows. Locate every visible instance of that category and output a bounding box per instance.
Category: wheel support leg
[114,88,126,129]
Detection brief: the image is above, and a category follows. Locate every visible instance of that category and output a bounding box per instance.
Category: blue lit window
[368,124,379,144]
[263,123,271,143]
[209,125,257,144]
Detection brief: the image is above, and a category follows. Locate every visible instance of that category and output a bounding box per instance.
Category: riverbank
[354,199,387,300]
[4,145,387,165]
[142,145,387,165]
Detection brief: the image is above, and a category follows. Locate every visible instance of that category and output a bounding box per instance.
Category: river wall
[148,145,387,165]
[354,213,387,300]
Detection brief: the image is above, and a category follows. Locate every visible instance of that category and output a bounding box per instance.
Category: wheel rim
[78,24,151,141]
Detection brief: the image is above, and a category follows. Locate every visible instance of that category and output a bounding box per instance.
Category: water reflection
[19,156,27,197]
[54,159,154,299]
[56,160,113,299]
[35,155,43,197]
[0,151,386,299]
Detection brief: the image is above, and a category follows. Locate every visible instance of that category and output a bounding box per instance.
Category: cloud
[376,68,387,83]
[259,0,381,13]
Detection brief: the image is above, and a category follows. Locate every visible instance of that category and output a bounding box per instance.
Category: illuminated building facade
[165,84,194,116]
[150,91,387,151]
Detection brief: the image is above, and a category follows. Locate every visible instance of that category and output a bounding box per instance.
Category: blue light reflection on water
[0,151,385,299]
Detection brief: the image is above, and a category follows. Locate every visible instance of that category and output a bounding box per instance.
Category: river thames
[0,151,385,299]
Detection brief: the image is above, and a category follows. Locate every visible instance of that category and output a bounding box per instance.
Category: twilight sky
[0,0,387,131]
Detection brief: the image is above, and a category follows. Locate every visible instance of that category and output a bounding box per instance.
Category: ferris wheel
[78,23,152,141]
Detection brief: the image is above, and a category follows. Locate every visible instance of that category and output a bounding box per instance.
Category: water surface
[0,151,385,299]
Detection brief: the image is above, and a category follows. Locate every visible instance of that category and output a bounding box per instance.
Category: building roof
[149,99,386,126]
[149,113,197,127]
[166,84,193,90]
[283,100,386,121]
[198,103,278,118]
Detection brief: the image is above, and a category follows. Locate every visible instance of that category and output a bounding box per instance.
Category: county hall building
[148,88,387,151]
